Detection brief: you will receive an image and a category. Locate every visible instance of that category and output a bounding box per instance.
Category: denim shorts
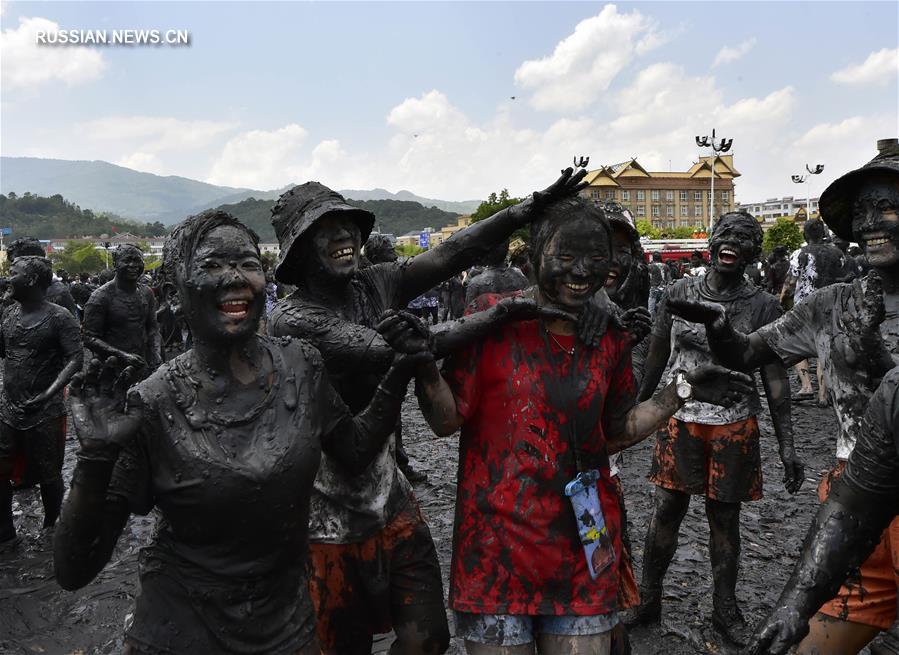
[454,611,619,646]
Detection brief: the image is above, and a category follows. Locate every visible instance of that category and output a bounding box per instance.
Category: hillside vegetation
[0,193,167,239]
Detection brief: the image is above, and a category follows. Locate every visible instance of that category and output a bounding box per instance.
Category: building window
[637,205,646,217]
[666,205,674,217]
[621,190,630,201]
[651,190,660,201]
[652,205,661,217]
[637,190,646,201]
[694,191,702,201]
[666,221,676,229]
[721,190,730,201]
[680,205,689,217]
[605,190,615,200]
[680,191,688,202]
[665,190,674,201]
[590,190,600,200]
[694,205,703,217]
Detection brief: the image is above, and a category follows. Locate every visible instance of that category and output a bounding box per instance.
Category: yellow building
[581,155,740,230]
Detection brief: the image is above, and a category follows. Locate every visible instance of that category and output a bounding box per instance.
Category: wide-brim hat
[820,138,899,242]
[272,181,375,284]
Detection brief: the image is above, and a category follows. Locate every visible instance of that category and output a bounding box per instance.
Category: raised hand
[742,606,809,655]
[532,167,590,208]
[576,289,614,347]
[67,357,141,457]
[666,298,727,329]
[685,364,754,406]
[615,306,653,345]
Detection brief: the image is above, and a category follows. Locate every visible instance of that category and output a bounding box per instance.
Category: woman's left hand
[615,306,653,345]
[685,364,754,405]
[576,289,613,347]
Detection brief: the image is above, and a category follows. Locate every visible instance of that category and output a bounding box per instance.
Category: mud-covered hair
[111,243,144,267]
[711,210,764,261]
[162,210,260,289]
[7,237,45,260]
[803,218,825,243]
[528,196,611,274]
[13,255,53,291]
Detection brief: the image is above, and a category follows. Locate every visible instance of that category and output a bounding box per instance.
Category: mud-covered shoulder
[260,333,326,376]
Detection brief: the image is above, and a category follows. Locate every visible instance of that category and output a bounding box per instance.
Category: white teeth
[867,238,889,247]
[331,247,354,260]
[566,283,589,291]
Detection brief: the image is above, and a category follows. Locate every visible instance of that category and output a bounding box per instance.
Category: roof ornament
[573,156,590,169]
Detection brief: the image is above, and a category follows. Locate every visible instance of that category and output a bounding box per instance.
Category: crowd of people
[0,137,896,655]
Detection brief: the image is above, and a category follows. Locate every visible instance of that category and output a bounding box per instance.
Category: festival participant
[267,169,616,655]
[667,138,899,654]
[54,210,432,655]
[6,238,77,316]
[631,211,802,646]
[364,233,399,265]
[464,239,530,305]
[745,366,899,655]
[69,272,96,320]
[0,257,82,549]
[414,195,753,655]
[765,246,790,298]
[648,252,672,317]
[686,250,708,277]
[781,220,847,404]
[83,244,161,379]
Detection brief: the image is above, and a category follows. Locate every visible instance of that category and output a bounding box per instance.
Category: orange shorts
[307,501,444,652]
[649,416,762,503]
[817,463,899,630]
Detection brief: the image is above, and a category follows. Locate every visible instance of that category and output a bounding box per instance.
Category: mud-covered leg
[707,498,749,645]
[628,487,690,625]
[536,632,611,655]
[796,613,881,655]
[0,424,17,544]
[30,419,66,529]
[390,603,451,655]
[464,642,534,655]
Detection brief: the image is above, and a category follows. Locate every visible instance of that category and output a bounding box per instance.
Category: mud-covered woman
[53,210,432,654]
[414,196,752,655]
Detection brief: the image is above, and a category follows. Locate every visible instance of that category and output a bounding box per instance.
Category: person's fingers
[68,372,85,398]
[114,366,136,396]
[380,323,411,345]
[84,358,103,397]
[375,313,404,334]
[99,356,120,396]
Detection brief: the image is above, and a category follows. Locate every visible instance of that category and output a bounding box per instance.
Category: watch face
[676,382,692,400]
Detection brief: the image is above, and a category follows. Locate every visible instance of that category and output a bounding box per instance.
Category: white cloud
[712,38,757,67]
[116,152,166,175]
[514,4,666,112]
[1,16,106,90]
[80,116,239,153]
[207,124,309,189]
[830,47,899,86]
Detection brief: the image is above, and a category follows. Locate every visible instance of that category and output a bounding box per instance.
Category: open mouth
[718,247,738,265]
[565,282,591,294]
[217,299,251,320]
[865,233,891,249]
[605,270,619,286]
[330,247,354,262]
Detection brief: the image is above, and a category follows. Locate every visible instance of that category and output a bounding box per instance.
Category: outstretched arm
[396,168,589,305]
[637,332,672,402]
[760,361,804,494]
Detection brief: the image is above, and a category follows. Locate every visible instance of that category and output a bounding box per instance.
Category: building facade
[580,155,740,230]
[736,196,820,226]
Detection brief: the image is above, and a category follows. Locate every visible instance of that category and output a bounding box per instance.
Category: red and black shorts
[306,500,445,654]
[649,416,763,503]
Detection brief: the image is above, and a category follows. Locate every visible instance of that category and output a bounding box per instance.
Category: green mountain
[339,188,480,214]
[215,197,459,242]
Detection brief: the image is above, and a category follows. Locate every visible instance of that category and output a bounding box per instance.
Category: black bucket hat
[271,182,375,284]
[820,138,899,241]
[600,201,639,242]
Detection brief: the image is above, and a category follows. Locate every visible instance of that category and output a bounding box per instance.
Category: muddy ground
[0,378,886,654]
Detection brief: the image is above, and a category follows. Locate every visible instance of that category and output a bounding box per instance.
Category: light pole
[695,129,733,230]
[791,164,824,219]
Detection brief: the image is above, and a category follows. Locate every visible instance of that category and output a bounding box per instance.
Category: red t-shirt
[443,294,635,616]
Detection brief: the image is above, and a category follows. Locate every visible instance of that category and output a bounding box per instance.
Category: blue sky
[2,1,897,204]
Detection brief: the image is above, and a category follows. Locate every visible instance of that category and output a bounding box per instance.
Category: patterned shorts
[649,416,762,503]
[454,611,618,646]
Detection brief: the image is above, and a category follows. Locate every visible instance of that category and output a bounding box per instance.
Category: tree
[50,241,106,275]
[471,189,521,223]
[763,217,803,254]
[636,220,660,239]
[396,243,425,258]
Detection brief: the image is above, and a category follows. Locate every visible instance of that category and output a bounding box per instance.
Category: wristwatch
[675,372,693,402]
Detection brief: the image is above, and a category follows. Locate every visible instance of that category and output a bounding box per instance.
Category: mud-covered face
[180,225,265,343]
[605,225,634,295]
[114,250,144,282]
[538,217,610,312]
[8,260,35,302]
[850,174,899,270]
[709,219,758,275]
[307,213,362,282]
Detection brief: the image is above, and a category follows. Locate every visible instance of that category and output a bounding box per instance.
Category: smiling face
[537,216,610,312]
[605,224,634,295]
[113,248,145,282]
[179,225,266,343]
[305,212,362,283]
[709,215,760,276]
[850,173,899,271]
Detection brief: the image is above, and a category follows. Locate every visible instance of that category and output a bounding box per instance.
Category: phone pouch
[564,469,615,579]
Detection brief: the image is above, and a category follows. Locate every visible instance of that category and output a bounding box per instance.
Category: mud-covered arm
[32,312,84,405]
[415,365,464,437]
[637,290,674,401]
[54,456,132,590]
[760,361,804,493]
[396,168,588,305]
[269,306,396,374]
[322,354,429,474]
[82,298,143,368]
